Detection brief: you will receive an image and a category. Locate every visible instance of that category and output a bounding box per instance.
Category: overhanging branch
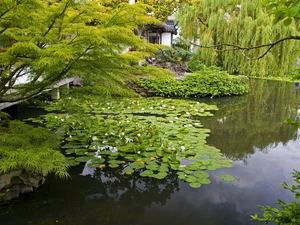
[190,35,300,60]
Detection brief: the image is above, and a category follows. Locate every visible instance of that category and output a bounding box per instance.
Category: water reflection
[200,79,300,161]
[0,163,180,225]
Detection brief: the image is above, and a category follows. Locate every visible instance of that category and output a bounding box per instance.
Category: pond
[0,79,300,225]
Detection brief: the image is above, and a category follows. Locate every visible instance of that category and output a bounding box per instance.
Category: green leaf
[189,182,201,188]
[220,174,235,182]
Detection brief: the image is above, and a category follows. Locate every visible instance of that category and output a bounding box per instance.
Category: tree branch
[190,35,300,60]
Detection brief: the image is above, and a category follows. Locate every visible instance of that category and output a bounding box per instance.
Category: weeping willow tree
[177,0,300,77]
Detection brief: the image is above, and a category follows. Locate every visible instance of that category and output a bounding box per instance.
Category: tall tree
[0,0,158,103]
[177,0,300,77]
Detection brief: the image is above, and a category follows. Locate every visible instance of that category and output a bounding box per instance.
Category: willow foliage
[177,0,300,77]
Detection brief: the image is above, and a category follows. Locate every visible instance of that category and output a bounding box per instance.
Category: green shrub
[155,47,192,65]
[134,66,249,98]
[187,60,222,73]
[0,120,69,178]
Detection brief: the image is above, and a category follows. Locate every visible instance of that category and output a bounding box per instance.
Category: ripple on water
[254,182,277,193]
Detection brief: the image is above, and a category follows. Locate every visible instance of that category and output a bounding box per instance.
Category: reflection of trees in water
[201,79,300,161]
[0,163,180,225]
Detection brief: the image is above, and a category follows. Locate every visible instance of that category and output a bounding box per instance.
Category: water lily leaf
[198,178,211,184]
[108,159,123,165]
[186,175,198,183]
[140,170,154,177]
[220,174,235,181]
[108,163,119,168]
[125,168,135,175]
[184,170,193,175]
[87,163,100,168]
[75,156,91,162]
[194,171,209,178]
[67,159,80,166]
[153,172,167,179]
[75,149,87,156]
[65,149,76,154]
[130,162,144,169]
[91,158,105,164]
[190,182,201,188]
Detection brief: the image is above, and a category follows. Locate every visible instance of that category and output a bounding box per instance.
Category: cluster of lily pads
[30,97,234,188]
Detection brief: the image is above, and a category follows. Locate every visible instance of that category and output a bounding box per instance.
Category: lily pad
[190,182,201,188]
[108,163,119,168]
[125,168,135,175]
[220,174,235,181]
[140,170,154,177]
[75,156,91,162]
[130,162,144,169]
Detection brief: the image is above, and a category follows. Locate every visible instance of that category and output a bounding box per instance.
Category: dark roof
[147,22,178,35]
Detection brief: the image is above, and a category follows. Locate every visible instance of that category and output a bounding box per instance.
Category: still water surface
[0,79,300,225]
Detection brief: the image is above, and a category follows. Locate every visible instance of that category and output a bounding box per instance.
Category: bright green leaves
[261,0,300,26]
[0,120,69,178]
[134,67,249,98]
[220,174,235,182]
[38,97,235,188]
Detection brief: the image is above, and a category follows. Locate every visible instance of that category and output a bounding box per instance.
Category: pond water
[1,79,300,225]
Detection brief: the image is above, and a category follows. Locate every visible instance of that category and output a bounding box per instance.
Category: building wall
[161,33,172,46]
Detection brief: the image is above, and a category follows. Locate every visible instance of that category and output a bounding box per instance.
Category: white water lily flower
[194,109,198,112]
[137,133,141,137]
[97,155,102,159]
[190,105,193,107]
[137,151,141,154]
[196,102,200,104]
[200,108,204,112]
[61,119,64,122]
[194,123,199,126]
[175,117,179,119]
[69,135,72,138]
[141,108,145,111]
[186,112,190,115]
[127,107,130,109]
[171,106,175,109]
[180,146,185,151]
[55,116,58,119]
[121,132,125,136]
[105,133,108,136]
[169,120,173,123]
[159,107,162,110]
[162,105,166,107]
[108,107,110,109]
[68,97,71,100]
[150,107,153,110]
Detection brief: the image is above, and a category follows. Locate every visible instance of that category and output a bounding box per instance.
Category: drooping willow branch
[190,35,300,60]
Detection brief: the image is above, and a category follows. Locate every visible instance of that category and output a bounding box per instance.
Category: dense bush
[155,47,193,65]
[134,65,249,97]
[187,60,222,73]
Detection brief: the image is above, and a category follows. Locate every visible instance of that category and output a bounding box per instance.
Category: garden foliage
[134,64,249,97]
[0,120,69,178]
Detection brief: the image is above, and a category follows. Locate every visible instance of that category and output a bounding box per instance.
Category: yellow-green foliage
[177,0,300,77]
[0,120,69,178]
[132,65,175,78]
[0,0,160,103]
